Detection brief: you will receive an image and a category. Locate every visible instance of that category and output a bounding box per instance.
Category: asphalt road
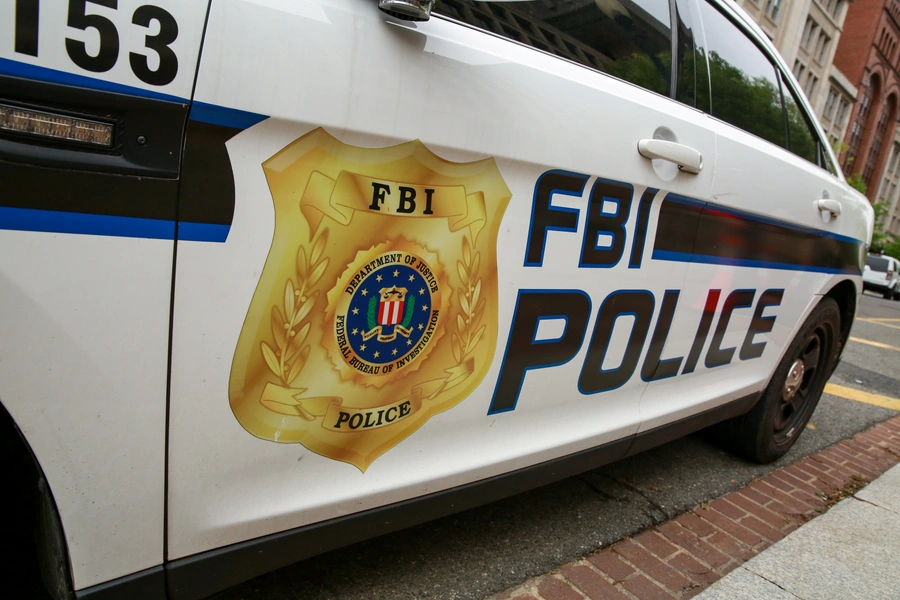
[216,292,900,600]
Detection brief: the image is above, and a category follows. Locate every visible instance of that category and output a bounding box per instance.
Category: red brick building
[833,0,900,198]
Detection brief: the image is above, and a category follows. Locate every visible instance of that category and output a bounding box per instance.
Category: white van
[863,253,900,300]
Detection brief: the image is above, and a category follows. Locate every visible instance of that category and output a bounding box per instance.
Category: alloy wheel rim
[773,325,827,442]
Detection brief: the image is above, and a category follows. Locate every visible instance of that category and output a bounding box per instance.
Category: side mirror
[379,0,436,21]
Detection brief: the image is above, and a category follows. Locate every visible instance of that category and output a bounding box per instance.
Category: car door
[0,0,207,592]
[166,0,718,590]
[637,0,868,434]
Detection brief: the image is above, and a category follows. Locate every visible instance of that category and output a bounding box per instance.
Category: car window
[867,256,890,271]
[674,0,707,108]
[434,0,674,97]
[780,72,821,165]
[696,0,786,149]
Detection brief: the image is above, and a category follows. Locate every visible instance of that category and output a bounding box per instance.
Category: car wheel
[884,288,893,299]
[710,297,840,463]
[893,287,900,301]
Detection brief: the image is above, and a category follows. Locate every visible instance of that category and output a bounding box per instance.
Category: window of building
[433,0,676,98]
[847,121,863,161]
[698,0,788,150]
[835,97,851,128]
[814,32,831,63]
[824,88,839,120]
[823,0,843,18]
[890,146,900,176]
[844,76,875,173]
[765,0,782,21]
[863,98,895,184]
[877,143,900,206]
[805,72,819,98]
[793,60,806,81]
[802,18,818,51]
[879,28,897,60]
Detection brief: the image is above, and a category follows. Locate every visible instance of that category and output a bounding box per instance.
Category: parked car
[863,253,900,300]
[0,0,874,598]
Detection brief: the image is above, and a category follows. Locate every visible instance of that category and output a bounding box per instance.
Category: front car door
[166,0,720,594]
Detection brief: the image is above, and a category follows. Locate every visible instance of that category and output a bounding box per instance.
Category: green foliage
[400,296,415,329]
[883,239,900,260]
[367,296,377,330]
[832,140,850,158]
[846,172,868,195]
[869,201,894,253]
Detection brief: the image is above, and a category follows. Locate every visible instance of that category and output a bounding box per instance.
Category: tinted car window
[780,72,821,165]
[867,256,890,271]
[674,0,708,107]
[435,0,674,97]
[696,1,786,149]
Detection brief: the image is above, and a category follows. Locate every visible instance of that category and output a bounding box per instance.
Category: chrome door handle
[637,139,703,174]
[817,198,842,217]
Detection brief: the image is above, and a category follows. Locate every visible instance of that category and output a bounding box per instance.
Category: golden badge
[229,128,512,471]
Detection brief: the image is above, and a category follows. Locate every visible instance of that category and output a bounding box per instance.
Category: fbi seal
[328,244,445,386]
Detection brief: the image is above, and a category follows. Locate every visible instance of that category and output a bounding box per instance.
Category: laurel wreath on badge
[260,230,330,390]
[451,235,486,365]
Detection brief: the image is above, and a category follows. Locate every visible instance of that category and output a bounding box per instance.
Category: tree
[869,201,895,253]
[846,172,868,195]
[884,239,900,260]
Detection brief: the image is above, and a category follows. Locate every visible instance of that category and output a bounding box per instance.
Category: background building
[734,0,857,152]
[832,0,900,192]
[831,0,900,237]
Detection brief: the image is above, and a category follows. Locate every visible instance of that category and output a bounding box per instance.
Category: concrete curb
[486,415,900,600]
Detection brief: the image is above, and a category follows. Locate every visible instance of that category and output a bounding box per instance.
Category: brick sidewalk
[488,415,900,600]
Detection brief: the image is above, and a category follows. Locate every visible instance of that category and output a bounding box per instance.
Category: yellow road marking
[848,336,900,352]
[856,317,900,331]
[824,384,900,411]
[868,318,900,323]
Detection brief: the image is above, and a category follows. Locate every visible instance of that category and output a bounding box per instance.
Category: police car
[0,0,874,598]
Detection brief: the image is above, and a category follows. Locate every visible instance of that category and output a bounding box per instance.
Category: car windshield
[866,256,890,271]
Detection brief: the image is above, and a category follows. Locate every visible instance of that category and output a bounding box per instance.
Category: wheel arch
[0,399,74,600]
[822,278,858,374]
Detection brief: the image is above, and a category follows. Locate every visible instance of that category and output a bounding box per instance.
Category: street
[216,292,900,600]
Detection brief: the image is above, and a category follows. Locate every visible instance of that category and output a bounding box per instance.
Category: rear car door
[0,0,207,592]
[166,0,719,593]
[637,0,869,434]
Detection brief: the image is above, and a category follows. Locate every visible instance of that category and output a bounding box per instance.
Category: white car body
[0,0,874,598]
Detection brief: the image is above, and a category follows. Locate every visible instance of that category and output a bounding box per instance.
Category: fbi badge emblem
[229,128,511,471]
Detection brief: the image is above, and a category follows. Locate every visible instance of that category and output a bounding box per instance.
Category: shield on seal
[377,287,405,327]
[228,128,512,471]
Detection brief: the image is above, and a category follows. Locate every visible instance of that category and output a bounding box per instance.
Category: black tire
[711,297,840,463]
[884,288,892,299]
[893,287,900,301]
